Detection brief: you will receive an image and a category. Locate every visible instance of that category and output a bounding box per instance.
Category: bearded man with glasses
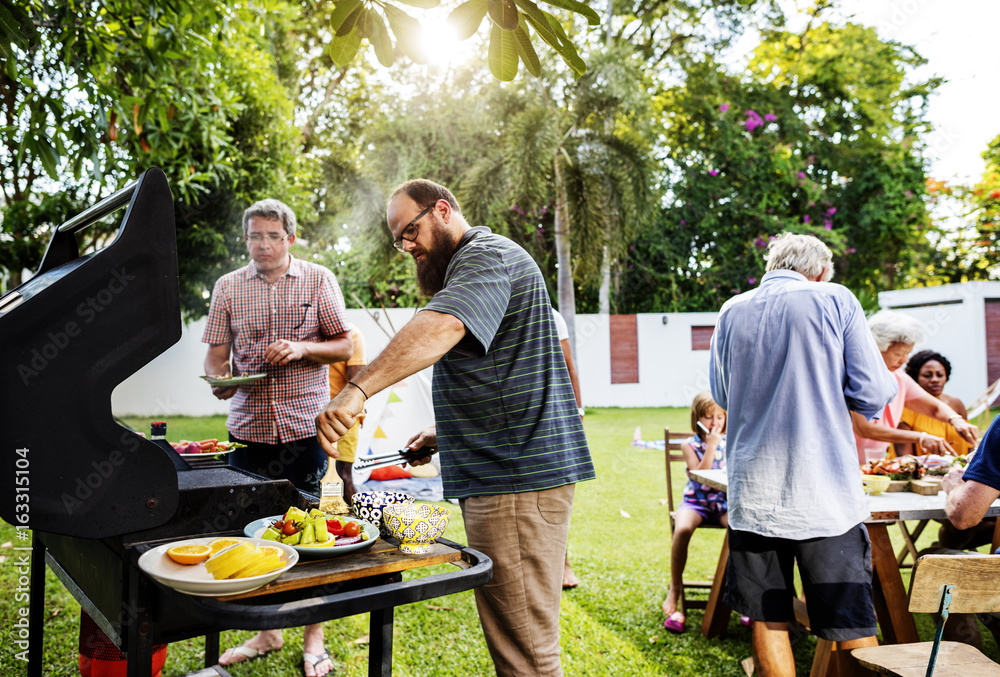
[202,198,352,677]
[317,179,595,677]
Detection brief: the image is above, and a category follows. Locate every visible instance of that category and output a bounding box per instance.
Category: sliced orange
[208,537,242,554]
[166,544,212,565]
[256,545,284,559]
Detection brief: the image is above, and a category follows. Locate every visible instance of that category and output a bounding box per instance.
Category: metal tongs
[354,447,438,471]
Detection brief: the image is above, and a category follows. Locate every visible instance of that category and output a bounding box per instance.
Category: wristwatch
[578,407,586,417]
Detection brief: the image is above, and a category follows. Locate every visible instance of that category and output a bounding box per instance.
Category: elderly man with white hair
[852,310,979,465]
[710,232,898,676]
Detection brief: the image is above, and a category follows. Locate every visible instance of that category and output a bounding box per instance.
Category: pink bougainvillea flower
[720,103,730,113]
[825,223,832,230]
[827,207,837,215]
[748,277,757,285]
[753,236,768,250]
[798,172,806,179]
[846,248,856,254]
[709,169,719,176]
[764,113,777,122]
[803,215,810,223]
[680,220,686,225]
[744,109,763,132]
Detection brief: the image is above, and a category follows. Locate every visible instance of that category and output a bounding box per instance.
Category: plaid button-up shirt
[202,256,349,443]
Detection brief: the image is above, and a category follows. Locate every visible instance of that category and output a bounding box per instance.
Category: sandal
[303,649,333,677]
[219,641,280,666]
[664,611,685,633]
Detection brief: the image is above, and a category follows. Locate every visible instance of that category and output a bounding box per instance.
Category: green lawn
[1,408,997,676]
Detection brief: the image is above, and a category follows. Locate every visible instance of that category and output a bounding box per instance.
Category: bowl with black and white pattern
[351,491,415,537]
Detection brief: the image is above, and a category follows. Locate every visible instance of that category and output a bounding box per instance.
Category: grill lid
[0,168,183,539]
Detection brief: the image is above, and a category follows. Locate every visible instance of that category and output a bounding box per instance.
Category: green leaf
[367,11,395,67]
[328,29,362,65]
[538,0,600,25]
[513,0,560,48]
[336,5,364,37]
[330,0,362,34]
[157,104,170,131]
[36,136,60,180]
[385,5,429,64]
[488,0,519,30]
[393,0,441,8]
[544,12,585,74]
[488,23,518,81]
[447,0,488,41]
[513,20,540,77]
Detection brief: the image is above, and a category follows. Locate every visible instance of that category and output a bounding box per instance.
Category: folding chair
[664,427,725,614]
[851,554,1000,676]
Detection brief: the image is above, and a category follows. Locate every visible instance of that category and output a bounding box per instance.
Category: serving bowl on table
[862,474,891,495]
[352,491,415,537]
[382,503,451,554]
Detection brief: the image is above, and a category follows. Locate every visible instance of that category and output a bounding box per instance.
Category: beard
[415,220,459,296]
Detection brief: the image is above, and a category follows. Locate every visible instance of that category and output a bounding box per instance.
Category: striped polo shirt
[203,256,349,443]
[424,227,595,499]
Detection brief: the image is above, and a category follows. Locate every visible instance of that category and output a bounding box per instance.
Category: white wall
[573,312,719,408]
[110,307,424,417]
[111,281,1000,417]
[111,309,721,416]
[878,281,1000,405]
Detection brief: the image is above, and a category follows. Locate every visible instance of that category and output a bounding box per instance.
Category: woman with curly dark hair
[896,350,972,457]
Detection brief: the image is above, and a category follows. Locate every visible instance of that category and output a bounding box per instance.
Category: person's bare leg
[303,623,333,677]
[753,621,794,677]
[663,510,703,616]
[562,551,580,589]
[219,629,283,665]
[833,635,877,677]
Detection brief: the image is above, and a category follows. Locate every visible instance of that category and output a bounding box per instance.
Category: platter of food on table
[244,506,380,557]
[200,373,266,387]
[170,439,246,466]
[860,453,968,493]
[137,536,297,597]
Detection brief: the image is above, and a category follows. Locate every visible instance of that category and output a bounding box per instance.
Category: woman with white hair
[852,310,978,465]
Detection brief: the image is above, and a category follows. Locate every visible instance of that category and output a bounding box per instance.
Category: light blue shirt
[710,270,898,539]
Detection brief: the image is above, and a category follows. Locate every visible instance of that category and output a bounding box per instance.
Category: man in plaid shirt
[202,198,351,677]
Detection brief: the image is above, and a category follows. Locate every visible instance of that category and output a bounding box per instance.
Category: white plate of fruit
[137,536,297,597]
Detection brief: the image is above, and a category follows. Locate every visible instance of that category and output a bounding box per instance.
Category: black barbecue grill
[0,169,490,677]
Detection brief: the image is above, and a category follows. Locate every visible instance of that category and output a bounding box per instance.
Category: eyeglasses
[246,233,288,245]
[392,205,435,252]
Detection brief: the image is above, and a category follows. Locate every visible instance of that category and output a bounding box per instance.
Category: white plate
[137,536,298,597]
[201,373,267,387]
[244,515,379,558]
[180,449,236,467]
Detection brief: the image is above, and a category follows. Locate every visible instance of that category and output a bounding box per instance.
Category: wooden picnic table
[688,468,1000,646]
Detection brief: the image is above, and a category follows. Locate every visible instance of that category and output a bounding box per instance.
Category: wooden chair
[664,427,725,615]
[851,554,1000,676]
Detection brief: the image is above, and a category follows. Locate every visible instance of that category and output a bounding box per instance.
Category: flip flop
[664,611,685,633]
[219,641,280,666]
[303,649,333,677]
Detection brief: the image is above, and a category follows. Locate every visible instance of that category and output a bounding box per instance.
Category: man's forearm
[350,310,466,398]
[302,334,353,364]
[945,479,1000,531]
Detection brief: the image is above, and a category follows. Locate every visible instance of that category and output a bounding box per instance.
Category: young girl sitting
[663,391,728,633]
